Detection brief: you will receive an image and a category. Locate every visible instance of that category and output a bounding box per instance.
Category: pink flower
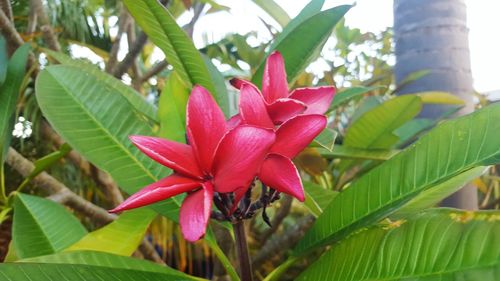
[228,51,335,207]
[230,51,336,125]
[231,83,327,206]
[110,86,275,242]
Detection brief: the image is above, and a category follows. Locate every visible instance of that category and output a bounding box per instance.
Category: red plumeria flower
[110,86,275,242]
[230,83,327,207]
[230,51,336,125]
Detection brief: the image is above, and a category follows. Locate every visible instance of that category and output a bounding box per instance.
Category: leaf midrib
[18,197,58,255]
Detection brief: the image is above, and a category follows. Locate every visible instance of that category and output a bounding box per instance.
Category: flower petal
[229,186,249,215]
[271,115,327,158]
[267,98,307,124]
[289,86,335,115]
[180,181,213,242]
[262,51,289,103]
[229,78,250,90]
[239,84,274,128]
[213,125,275,193]
[226,114,242,131]
[109,174,201,213]
[259,154,304,201]
[130,135,202,178]
[187,85,227,172]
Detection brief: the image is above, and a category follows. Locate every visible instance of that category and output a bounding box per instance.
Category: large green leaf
[328,86,382,112]
[318,146,399,161]
[294,103,500,255]
[392,167,487,218]
[267,0,325,57]
[344,95,422,149]
[0,44,29,164]
[19,251,191,278]
[0,264,185,281]
[65,208,156,256]
[43,49,158,122]
[0,36,7,84]
[158,71,189,142]
[297,209,500,280]
[13,193,87,259]
[35,65,179,220]
[203,55,230,117]
[252,5,351,86]
[303,181,338,217]
[123,0,216,95]
[0,259,203,281]
[252,0,290,27]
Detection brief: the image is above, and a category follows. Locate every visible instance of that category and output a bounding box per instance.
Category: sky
[190,0,500,94]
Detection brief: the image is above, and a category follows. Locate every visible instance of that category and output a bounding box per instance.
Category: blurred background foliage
[1,0,499,280]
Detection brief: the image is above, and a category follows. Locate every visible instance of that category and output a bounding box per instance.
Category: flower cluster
[110,52,335,242]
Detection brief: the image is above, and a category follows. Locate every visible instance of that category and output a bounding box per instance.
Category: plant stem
[234,220,253,281]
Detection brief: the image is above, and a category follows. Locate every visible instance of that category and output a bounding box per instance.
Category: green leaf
[43,49,158,122]
[158,71,189,142]
[203,55,230,117]
[204,229,240,281]
[416,91,466,105]
[318,146,399,161]
[394,118,435,145]
[252,5,351,86]
[0,265,196,281]
[17,143,72,191]
[252,0,290,27]
[268,0,325,54]
[294,103,500,255]
[312,128,337,151]
[19,251,191,277]
[303,181,338,217]
[35,65,179,221]
[0,36,8,84]
[344,95,422,149]
[65,208,156,256]
[123,0,216,95]
[392,167,487,218]
[0,260,203,280]
[13,193,87,259]
[297,209,500,280]
[0,44,30,163]
[328,86,382,112]
[393,69,430,93]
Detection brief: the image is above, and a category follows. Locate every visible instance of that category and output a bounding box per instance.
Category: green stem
[0,164,7,203]
[233,220,253,281]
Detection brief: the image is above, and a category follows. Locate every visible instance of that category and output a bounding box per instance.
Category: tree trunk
[393,0,477,209]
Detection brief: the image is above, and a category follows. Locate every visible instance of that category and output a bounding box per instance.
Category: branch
[105,7,130,73]
[7,147,115,224]
[0,7,38,72]
[112,31,148,78]
[31,0,60,51]
[0,0,13,22]
[184,2,205,38]
[0,8,24,48]
[138,60,168,84]
[252,215,315,268]
[6,147,164,264]
[26,0,38,35]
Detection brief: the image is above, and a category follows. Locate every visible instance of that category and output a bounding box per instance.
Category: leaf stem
[233,220,253,281]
